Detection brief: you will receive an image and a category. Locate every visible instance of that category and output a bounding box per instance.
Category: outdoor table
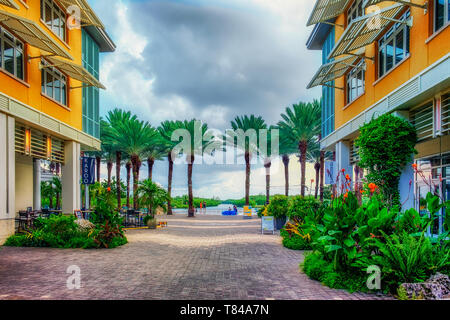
[81,210,94,220]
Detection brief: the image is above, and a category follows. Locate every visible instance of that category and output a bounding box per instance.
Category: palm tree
[41,181,55,208]
[144,136,166,182]
[111,118,158,210]
[278,101,321,196]
[279,129,298,197]
[137,179,169,217]
[229,115,267,206]
[307,139,332,200]
[100,119,115,187]
[105,109,137,209]
[125,161,132,208]
[259,127,278,204]
[158,120,180,215]
[176,119,215,217]
[52,177,62,209]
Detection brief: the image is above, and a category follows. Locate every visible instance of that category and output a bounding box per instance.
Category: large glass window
[82,30,100,139]
[346,61,365,104]
[434,0,450,32]
[41,59,67,106]
[415,153,450,236]
[378,10,410,78]
[41,0,66,42]
[347,0,364,26]
[0,27,24,80]
[322,28,335,138]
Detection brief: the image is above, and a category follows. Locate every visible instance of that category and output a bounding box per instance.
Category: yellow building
[307,0,449,234]
[0,0,115,243]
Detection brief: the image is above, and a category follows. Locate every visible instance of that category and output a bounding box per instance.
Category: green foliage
[356,114,417,207]
[137,179,169,216]
[281,229,311,250]
[287,196,321,220]
[171,196,222,209]
[266,195,289,218]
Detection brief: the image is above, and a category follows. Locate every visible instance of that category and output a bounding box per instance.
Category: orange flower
[311,179,314,183]
[107,187,111,192]
[360,189,364,194]
[343,192,348,199]
[412,163,417,170]
[345,174,351,181]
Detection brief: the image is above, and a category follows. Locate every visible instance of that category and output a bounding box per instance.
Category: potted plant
[267,195,290,230]
[137,179,169,229]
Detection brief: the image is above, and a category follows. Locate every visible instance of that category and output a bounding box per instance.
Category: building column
[0,113,15,244]
[62,141,81,214]
[335,141,353,193]
[33,159,41,210]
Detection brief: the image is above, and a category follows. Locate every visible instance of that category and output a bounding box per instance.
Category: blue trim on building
[321,27,335,138]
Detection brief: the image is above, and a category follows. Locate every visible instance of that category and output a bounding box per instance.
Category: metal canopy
[0,0,19,10]
[57,0,104,28]
[327,3,407,59]
[307,0,352,26]
[307,49,365,89]
[364,0,427,9]
[0,10,73,60]
[43,55,106,89]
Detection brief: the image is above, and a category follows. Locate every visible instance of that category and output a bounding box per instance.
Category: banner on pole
[81,157,96,185]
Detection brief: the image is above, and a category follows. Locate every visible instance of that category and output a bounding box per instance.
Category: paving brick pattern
[0,215,392,300]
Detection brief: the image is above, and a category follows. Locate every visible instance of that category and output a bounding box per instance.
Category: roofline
[306,20,334,50]
[84,25,116,53]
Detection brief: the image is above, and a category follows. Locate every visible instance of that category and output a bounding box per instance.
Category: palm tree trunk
[264,161,271,204]
[131,156,139,210]
[299,141,307,196]
[116,151,122,209]
[282,154,290,196]
[126,162,131,208]
[49,193,53,209]
[187,155,195,217]
[314,162,320,199]
[320,150,325,202]
[107,161,113,187]
[245,152,251,206]
[134,159,141,210]
[167,153,174,215]
[96,156,101,182]
[147,158,155,182]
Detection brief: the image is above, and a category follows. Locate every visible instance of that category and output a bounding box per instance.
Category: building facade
[0,0,115,243]
[306,0,449,235]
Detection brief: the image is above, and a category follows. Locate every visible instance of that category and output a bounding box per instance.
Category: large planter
[275,216,287,230]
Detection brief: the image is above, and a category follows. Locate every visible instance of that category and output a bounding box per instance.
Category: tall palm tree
[229,115,267,206]
[278,101,321,196]
[176,119,215,217]
[279,129,298,197]
[100,119,115,187]
[307,139,332,200]
[158,120,180,215]
[144,137,166,182]
[259,127,278,204]
[105,109,137,209]
[52,177,62,209]
[125,161,132,208]
[111,118,158,210]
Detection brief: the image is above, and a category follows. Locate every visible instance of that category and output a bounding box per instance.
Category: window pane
[4,41,14,75]
[15,48,23,79]
[41,70,45,93]
[395,31,404,64]
[0,39,2,68]
[386,40,394,72]
[46,73,53,98]
[45,3,52,29]
[379,46,385,77]
[436,0,445,30]
[54,78,61,102]
[61,82,67,106]
[52,14,60,36]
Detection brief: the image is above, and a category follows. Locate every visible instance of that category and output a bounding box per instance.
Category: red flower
[345,174,351,181]
[412,163,417,170]
[343,192,349,199]
[341,168,346,173]
[107,187,111,192]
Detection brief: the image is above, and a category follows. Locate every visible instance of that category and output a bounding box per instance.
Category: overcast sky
[90,0,322,199]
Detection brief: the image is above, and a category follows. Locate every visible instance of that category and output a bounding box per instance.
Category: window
[41,0,66,42]
[378,10,410,78]
[434,0,450,32]
[322,28,335,137]
[347,0,364,26]
[346,61,365,104]
[0,27,24,80]
[41,59,67,106]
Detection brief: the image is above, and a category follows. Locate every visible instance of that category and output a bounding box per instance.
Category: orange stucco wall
[333,0,450,130]
[0,1,83,131]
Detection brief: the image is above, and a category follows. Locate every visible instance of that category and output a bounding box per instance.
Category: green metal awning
[327,3,408,59]
[307,49,365,89]
[307,0,352,26]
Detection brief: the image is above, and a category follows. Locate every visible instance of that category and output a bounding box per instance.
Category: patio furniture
[41,208,50,219]
[74,210,83,220]
[16,210,31,232]
[126,209,136,227]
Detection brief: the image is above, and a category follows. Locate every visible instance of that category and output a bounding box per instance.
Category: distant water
[172,204,247,216]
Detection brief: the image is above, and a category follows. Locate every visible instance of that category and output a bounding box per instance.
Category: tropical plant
[307,139,332,200]
[158,120,181,215]
[174,119,217,217]
[137,179,169,217]
[266,195,289,218]
[278,101,321,196]
[229,115,267,205]
[356,113,418,207]
[110,117,159,209]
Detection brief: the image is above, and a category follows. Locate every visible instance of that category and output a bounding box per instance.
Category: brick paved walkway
[0,214,391,300]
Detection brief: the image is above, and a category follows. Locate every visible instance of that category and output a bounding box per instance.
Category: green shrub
[281,229,311,250]
[287,196,321,220]
[266,195,289,218]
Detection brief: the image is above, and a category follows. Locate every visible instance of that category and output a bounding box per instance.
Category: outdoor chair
[16,211,31,232]
[126,209,136,227]
[74,210,83,220]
